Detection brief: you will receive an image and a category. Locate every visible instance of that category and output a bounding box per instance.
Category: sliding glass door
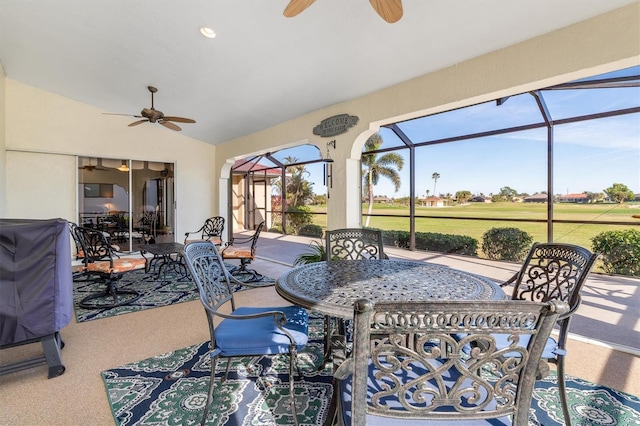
[78,157,175,251]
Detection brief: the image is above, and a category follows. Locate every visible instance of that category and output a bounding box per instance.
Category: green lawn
[307,202,640,253]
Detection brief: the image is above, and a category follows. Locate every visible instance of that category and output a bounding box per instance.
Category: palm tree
[432,172,440,197]
[362,134,404,227]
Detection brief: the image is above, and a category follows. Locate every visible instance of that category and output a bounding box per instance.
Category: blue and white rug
[102,314,640,425]
[74,268,274,323]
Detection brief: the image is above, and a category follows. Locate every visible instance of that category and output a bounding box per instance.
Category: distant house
[468,195,492,203]
[373,196,391,203]
[557,193,590,203]
[421,196,445,207]
[524,193,548,203]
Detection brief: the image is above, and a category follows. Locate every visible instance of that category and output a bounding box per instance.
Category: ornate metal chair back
[509,242,598,313]
[325,228,386,261]
[73,226,115,266]
[200,216,225,240]
[336,298,568,426]
[183,241,235,332]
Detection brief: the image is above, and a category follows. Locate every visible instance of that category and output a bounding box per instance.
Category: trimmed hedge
[591,228,640,276]
[481,227,533,262]
[298,224,323,238]
[370,228,478,256]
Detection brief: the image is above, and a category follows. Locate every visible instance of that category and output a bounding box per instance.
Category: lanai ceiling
[0,0,635,146]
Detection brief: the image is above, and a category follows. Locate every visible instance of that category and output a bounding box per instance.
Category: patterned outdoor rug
[102,314,640,425]
[74,267,275,323]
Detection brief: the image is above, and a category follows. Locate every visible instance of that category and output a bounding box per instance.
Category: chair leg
[557,354,572,426]
[201,356,218,426]
[78,277,140,309]
[289,345,300,426]
[229,259,263,282]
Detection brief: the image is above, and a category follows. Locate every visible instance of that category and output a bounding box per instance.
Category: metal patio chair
[73,226,147,309]
[498,242,598,426]
[183,241,309,426]
[184,216,225,246]
[332,298,568,425]
[221,221,264,282]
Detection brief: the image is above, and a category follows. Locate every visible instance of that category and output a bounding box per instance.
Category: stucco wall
[215,3,640,230]
[3,80,216,238]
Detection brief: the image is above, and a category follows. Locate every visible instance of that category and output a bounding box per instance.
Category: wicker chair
[73,226,147,309]
[184,216,225,246]
[499,242,598,426]
[333,298,568,425]
[183,241,308,426]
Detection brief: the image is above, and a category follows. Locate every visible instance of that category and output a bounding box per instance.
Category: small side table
[142,242,188,280]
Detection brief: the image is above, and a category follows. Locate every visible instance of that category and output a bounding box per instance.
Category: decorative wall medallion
[313,114,359,137]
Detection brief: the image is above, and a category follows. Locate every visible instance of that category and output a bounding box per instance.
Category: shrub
[372,228,478,256]
[298,224,323,238]
[286,206,313,234]
[268,225,283,234]
[591,229,640,276]
[481,227,533,261]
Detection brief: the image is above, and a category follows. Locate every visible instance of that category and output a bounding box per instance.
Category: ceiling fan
[284,0,403,23]
[78,158,106,171]
[104,86,196,131]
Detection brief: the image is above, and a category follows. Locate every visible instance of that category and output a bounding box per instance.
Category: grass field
[307,202,640,254]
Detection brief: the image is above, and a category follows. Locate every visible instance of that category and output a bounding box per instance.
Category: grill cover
[0,218,73,346]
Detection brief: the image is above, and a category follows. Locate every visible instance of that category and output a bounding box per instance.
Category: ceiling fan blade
[128,119,148,127]
[163,116,196,124]
[369,0,403,23]
[283,0,316,17]
[103,113,144,118]
[160,120,181,131]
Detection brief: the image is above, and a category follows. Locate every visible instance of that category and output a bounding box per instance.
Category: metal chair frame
[73,226,146,309]
[184,216,225,245]
[333,298,568,426]
[501,242,598,426]
[183,241,307,426]
[322,228,388,367]
[221,221,264,281]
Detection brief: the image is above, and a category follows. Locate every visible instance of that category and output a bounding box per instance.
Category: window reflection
[78,158,175,251]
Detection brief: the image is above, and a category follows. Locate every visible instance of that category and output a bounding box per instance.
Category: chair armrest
[500,272,519,287]
[223,267,274,288]
[226,234,255,246]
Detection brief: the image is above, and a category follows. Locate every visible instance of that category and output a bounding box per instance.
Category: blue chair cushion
[337,357,513,425]
[215,306,308,357]
[457,333,559,359]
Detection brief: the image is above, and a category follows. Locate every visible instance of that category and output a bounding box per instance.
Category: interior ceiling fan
[284,0,403,23]
[104,86,196,131]
[78,158,106,171]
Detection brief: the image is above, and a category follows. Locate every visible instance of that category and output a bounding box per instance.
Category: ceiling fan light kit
[104,86,196,131]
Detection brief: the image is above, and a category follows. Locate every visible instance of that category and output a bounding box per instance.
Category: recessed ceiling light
[199,27,216,38]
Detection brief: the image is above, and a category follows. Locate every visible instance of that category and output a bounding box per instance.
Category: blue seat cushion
[215,306,308,357]
[337,358,513,425]
[457,333,559,359]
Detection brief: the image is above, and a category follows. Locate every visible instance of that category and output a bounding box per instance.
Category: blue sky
[300,68,640,198]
